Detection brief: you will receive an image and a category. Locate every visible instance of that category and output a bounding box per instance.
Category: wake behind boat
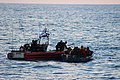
[7,28,94,62]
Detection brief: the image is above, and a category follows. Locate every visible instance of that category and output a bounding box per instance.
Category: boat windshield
[40,37,49,45]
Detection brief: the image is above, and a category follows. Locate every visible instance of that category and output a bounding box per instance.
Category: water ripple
[33,64,63,69]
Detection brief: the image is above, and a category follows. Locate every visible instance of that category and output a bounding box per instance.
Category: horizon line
[0,2,120,5]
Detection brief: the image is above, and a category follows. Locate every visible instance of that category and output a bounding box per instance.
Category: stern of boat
[7,51,25,60]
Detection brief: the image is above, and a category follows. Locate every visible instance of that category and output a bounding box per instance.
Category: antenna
[11,20,13,51]
[38,21,41,44]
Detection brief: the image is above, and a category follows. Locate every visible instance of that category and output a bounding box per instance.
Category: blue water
[0,4,120,80]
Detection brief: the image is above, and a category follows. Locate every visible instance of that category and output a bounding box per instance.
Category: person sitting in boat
[64,41,67,50]
[70,47,80,55]
[80,46,85,52]
[80,46,93,57]
[86,47,93,56]
[80,46,86,57]
[56,40,67,51]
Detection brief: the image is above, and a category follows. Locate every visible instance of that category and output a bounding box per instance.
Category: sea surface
[0,4,120,80]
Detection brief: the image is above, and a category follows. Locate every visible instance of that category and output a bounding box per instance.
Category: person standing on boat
[19,46,25,52]
[56,40,63,51]
[56,40,67,51]
[63,41,67,50]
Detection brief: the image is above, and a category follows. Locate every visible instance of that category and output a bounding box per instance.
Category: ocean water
[0,4,120,80]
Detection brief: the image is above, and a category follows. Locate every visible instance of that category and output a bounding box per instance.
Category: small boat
[7,49,93,62]
[7,28,94,62]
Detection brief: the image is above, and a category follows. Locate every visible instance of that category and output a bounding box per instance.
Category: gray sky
[0,0,120,4]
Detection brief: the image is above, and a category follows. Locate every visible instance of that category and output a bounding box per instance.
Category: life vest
[80,48,88,57]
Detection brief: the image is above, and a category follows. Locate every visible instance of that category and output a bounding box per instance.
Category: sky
[0,0,120,4]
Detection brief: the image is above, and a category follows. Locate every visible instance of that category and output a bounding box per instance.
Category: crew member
[56,40,67,51]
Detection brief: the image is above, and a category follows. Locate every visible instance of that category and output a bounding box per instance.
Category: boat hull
[61,54,93,63]
[7,51,93,62]
[7,51,65,61]
[24,51,64,60]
